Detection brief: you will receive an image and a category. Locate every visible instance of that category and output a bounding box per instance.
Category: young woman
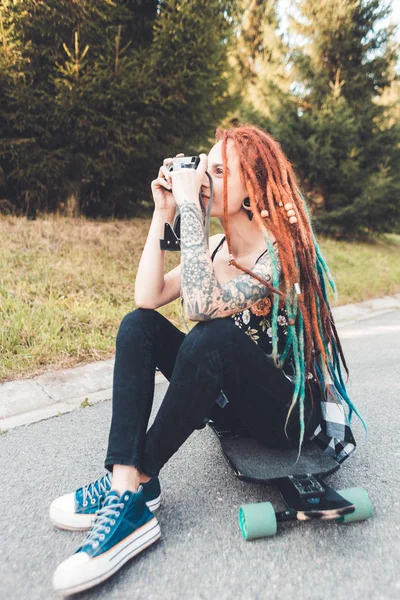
[50,125,361,595]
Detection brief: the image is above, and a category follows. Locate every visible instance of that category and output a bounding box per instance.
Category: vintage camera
[160,155,202,251]
[166,155,201,173]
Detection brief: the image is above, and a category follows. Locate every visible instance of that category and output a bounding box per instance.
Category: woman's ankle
[111,464,141,493]
[139,474,151,484]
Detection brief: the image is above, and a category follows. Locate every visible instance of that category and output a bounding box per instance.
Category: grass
[318,233,400,305]
[0,215,399,383]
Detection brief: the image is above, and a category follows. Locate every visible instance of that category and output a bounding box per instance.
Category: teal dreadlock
[301,189,366,433]
[263,188,367,455]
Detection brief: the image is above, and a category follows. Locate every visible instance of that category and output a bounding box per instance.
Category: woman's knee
[117,308,160,346]
[182,318,235,358]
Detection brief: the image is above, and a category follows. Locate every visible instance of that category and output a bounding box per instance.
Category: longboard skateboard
[208,421,372,540]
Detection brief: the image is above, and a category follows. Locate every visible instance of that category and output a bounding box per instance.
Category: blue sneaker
[53,489,161,595]
[50,473,161,531]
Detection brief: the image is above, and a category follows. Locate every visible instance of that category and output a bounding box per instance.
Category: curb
[1,292,399,432]
[0,362,167,432]
[0,369,167,434]
[329,292,400,327]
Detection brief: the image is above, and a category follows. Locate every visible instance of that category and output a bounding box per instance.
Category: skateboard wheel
[336,487,372,524]
[238,502,277,540]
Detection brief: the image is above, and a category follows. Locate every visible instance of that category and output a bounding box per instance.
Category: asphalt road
[1,310,399,600]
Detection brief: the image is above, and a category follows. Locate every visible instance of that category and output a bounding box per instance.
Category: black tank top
[211,236,291,360]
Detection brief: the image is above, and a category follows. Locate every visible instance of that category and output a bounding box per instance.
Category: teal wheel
[336,487,372,524]
[238,502,277,540]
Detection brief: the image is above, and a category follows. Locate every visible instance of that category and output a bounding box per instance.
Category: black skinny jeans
[105,308,322,477]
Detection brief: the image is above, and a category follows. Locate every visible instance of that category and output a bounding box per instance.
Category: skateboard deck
[208,421,372,539]
[215,433,340,481]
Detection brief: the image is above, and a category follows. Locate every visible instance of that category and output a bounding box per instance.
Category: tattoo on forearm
[179,202,274,320]
[180,202,206,248]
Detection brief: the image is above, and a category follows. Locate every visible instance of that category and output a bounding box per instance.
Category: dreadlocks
[216,124,365,450]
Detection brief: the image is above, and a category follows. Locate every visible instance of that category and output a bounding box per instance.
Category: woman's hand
[170,153,208,207]
[150,153,184,212]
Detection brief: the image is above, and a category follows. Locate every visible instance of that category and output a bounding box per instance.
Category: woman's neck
[217,211,274,259]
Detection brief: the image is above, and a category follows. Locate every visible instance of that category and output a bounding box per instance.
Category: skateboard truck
[288,474,326,499]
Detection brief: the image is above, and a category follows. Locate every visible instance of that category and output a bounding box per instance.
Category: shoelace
[82,472,112,506]
[82,495,124,549]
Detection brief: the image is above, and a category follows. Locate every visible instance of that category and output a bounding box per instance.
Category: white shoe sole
[50,494,162,531]
[146,495,161,513]
[53,517,161,596]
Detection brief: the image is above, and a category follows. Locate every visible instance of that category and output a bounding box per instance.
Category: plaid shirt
[309,381,356,463]
[281,358,356,463]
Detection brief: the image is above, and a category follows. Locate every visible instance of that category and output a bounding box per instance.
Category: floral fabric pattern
[250,296,272,317]
[230,300,289,355]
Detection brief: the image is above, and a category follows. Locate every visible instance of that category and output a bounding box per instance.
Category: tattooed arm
[180,201,274,321]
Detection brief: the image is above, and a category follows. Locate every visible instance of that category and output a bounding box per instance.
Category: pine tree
[223,0,293,127]
[0,0,238,216]
[287,0,400,237]
[0,6,15,212]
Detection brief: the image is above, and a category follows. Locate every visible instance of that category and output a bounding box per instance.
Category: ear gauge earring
[242,197,253,221]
